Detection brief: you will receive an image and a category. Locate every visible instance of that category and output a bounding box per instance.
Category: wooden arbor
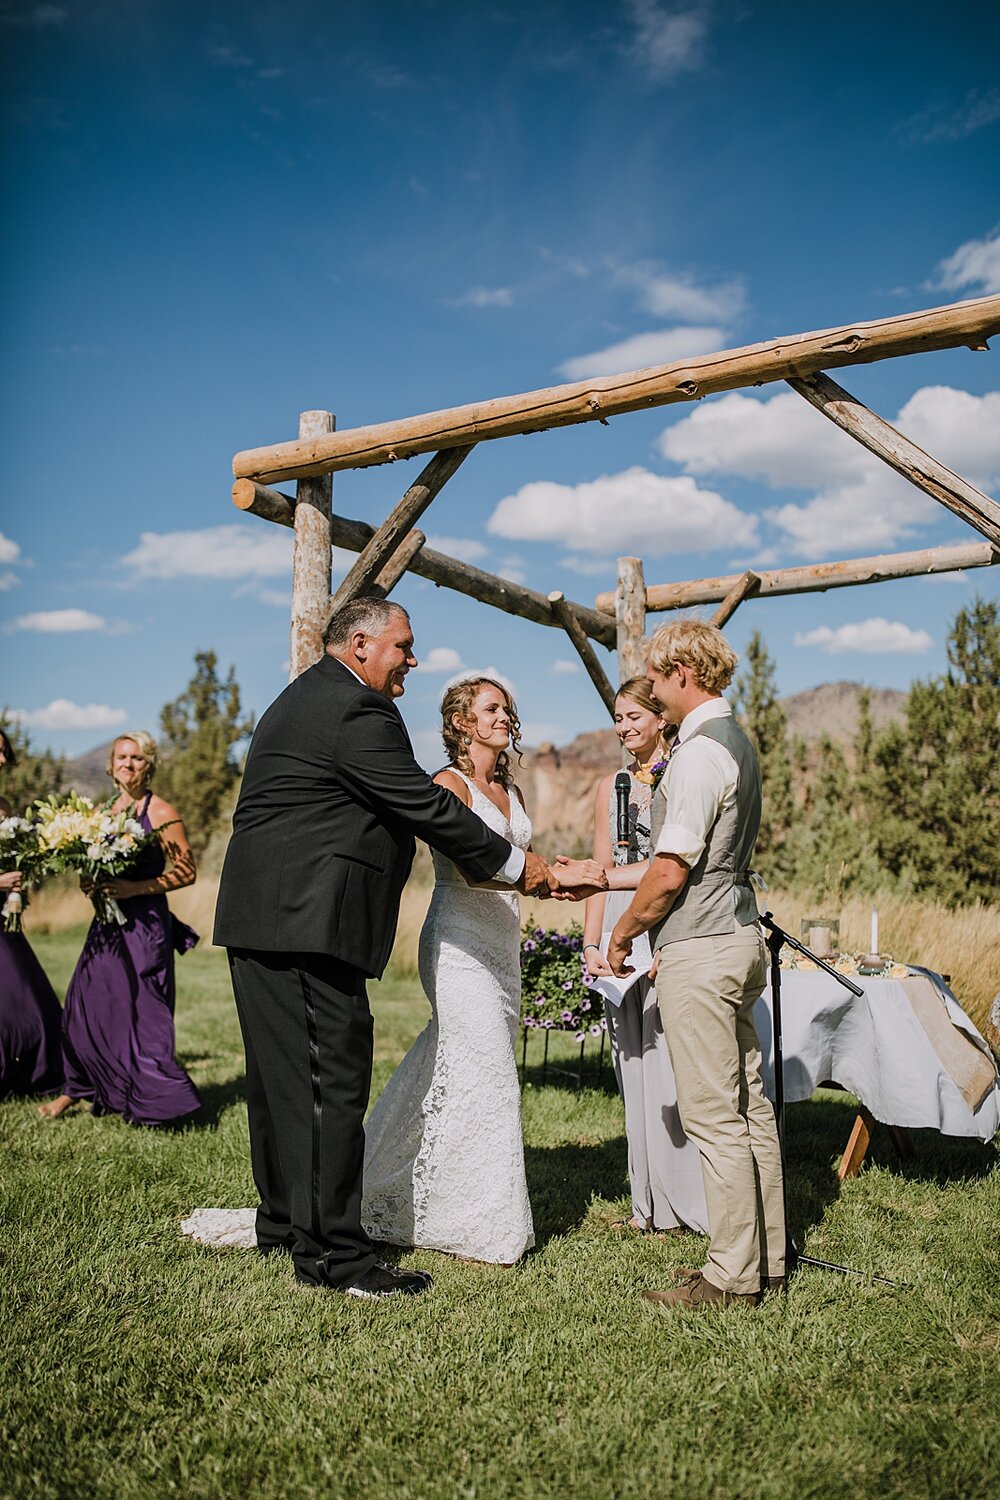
[231,294,1000,708]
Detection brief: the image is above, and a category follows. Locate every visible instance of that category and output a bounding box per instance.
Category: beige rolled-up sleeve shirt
[654,698,739,867]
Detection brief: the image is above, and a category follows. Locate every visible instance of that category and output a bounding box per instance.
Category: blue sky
[2,0,998,768]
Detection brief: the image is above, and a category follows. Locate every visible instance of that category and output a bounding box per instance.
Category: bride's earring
[462,734,473,746]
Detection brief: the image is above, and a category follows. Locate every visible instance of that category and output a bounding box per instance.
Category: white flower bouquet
[0,813,46,933]
[33,792,158,926]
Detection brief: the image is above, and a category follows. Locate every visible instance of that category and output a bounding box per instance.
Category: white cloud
[901,91,1000,145]
[659,384,1000,558]
[626,0,711,81]
[794,619,933,655]
[497,564,527,584]
[7,608,107,634]
[0,531,21,565]
[444,665,518,698]
[551,659,580,674]
[615,263,743,323]
[0,572,19,591]
[121,525,293,579]
[488,466,758,557]
[417,646,466,674]
[451,287,514,308]
[9,699,128,730]
[255,589,291,608]
[558,326,725,380]
[521,720,567,747]
[424,535,490,564]
[935,226,1000,296]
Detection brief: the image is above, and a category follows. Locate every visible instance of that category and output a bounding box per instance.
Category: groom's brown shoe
[643,1273,758,1310]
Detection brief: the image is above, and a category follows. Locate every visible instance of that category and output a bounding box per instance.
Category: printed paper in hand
[591,930,654,1008]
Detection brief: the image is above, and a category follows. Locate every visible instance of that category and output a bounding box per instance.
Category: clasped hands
[520,850,607,902]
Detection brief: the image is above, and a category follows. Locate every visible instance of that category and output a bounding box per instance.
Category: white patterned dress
[360,773,534,1263]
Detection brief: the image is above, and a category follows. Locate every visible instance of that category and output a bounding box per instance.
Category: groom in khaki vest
[606,619,785,1309]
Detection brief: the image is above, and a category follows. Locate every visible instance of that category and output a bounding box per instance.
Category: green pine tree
[0,715,64,814]
[872,598,1000,904]
[157,652,255,855]
[732,630,794,882]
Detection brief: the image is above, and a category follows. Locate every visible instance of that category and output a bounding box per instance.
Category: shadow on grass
[184,1075,247,1130]
[524,1136,630,1245]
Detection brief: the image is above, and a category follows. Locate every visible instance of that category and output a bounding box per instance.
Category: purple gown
[0,928,64,1098]
[61,793,201,1125]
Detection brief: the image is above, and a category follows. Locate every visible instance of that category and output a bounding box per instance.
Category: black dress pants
[228,948,379,1288]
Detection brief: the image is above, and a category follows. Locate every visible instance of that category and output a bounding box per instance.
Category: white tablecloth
[752,967,1000,1143]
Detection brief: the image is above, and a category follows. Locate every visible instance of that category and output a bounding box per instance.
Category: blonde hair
[647,619,738,694]
[440,678,522,788]
[615,676,676,751]
[106,731,158,788]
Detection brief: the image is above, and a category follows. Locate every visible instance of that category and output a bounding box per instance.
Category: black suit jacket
[214,655,513,977]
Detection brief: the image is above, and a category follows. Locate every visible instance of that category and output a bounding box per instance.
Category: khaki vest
[649,714,761,948]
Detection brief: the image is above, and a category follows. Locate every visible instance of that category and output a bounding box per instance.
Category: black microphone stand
[759,910,899,1287]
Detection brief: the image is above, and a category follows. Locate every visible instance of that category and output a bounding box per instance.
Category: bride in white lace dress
[361,675,534,1263]
[181,674,535,1265]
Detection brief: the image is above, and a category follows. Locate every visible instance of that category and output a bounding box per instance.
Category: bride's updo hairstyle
[616,676,676,752]
[440,677,523,788]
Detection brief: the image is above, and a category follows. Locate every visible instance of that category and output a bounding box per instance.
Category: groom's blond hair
[647,619,739,694]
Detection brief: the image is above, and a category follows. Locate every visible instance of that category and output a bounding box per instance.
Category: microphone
[614,771,631,851]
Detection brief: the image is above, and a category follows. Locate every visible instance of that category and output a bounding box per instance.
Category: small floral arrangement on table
[778,949,910,980]
[0,812,48,932]
[32,791,159,927]
[519,922,607,1043]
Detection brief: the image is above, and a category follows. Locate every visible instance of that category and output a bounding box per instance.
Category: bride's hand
[550,857,608,899]
[583,945,613,978]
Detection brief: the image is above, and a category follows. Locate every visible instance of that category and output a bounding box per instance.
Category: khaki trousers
[655,924,785,1294]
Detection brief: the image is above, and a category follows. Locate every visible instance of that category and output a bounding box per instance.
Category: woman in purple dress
[40,731,201,1126]
[0,728,64,1099]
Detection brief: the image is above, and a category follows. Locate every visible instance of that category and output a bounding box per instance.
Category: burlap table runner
[900,975,999,1113]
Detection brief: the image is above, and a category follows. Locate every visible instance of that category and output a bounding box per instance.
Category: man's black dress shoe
[342,1261,433,1299]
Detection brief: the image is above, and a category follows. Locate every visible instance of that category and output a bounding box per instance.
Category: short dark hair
[323,596,409,650]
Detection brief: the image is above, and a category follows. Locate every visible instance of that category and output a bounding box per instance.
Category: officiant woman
[583,679,707,1237]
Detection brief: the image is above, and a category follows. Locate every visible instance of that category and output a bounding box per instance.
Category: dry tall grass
[25,875,999,1034]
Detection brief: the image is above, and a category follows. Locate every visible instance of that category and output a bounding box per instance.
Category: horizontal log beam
[594,542,1000,615]
[711,570,761,629]
[787,371,1000,547]
[547,591,617,720]
[232,479,615,646]
[232,295,1000,483]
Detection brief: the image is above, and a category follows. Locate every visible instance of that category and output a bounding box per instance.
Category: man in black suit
[215,595,605,1299]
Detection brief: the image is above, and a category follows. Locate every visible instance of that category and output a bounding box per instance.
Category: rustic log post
[547,592,617,719]
[232,481,615,646]
[616,557,646,684]
[711,570,761,628]
[594,541,1000,616]
[326,445,474,619]
[232,295,1000,482]
[370,529,426,598]
[787,371,1000,547]
[289,410,334,680]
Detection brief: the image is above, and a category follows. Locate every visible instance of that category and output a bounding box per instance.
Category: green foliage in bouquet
[519,922,606,1042]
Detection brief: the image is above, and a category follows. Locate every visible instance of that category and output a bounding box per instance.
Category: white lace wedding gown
[181,772,534,1264]
[361,774,534,1262]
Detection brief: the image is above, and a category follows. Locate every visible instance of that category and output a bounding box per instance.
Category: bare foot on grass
[38,1094,76,1119]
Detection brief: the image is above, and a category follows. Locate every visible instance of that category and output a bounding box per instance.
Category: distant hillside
[63,740,114,799]
[61,683,909,847]
[517,681,909,855]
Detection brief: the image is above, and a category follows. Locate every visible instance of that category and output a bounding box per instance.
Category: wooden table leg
[838,1106,875,1180]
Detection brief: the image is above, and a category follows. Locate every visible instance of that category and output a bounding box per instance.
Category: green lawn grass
[2,927,998,1500]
